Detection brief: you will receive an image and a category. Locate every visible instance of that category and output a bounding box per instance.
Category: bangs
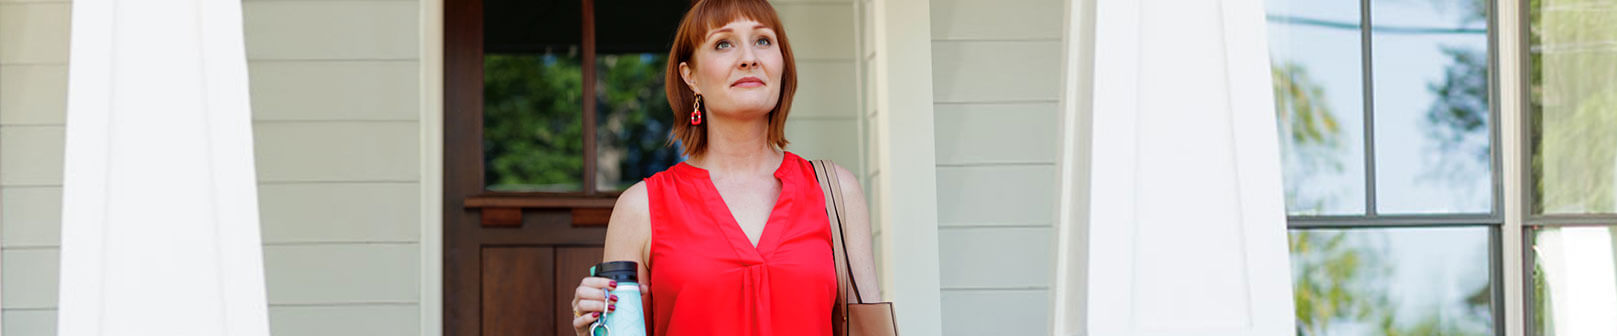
[686,0,784,44]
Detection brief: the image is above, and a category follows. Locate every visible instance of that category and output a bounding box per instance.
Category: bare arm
[832,163,881,302]
[602,181,652,278]
[571,182,651,335]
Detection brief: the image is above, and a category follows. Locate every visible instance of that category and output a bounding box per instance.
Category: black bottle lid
[593,261,638,283]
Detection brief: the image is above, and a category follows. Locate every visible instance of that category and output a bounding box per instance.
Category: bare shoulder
[611,181,650,221]
[828,162,866,195]
[604,181,651,261]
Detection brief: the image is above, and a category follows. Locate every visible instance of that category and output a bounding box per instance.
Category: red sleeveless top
[643,151,836,336]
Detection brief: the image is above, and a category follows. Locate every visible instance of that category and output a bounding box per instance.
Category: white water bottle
[590,261,646,336]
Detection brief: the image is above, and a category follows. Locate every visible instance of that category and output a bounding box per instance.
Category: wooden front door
[444,0,691,334]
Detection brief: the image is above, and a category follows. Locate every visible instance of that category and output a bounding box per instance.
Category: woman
[569,0,880,335]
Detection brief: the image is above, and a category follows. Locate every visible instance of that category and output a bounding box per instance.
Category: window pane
[1290,227,1493,335]
[1370,0,1492,214]
[1531,225,1617,335]
[482,0,585,192]
[1529,0,1617,214]
[1265,0,1368,215]
[593,4,688,191]
[595,53,682,191]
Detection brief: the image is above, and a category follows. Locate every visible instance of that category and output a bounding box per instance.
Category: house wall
[239,0,428,334]
[774,0,868,188]
[0,0,866,335]
[1,0,76,333]
[927,0,1067,334]
[2,0,428,334]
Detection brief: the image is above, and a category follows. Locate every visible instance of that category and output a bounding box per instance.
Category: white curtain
[1535,228,1617,335]
[57,0,270,334]
[1083,0,1296,334]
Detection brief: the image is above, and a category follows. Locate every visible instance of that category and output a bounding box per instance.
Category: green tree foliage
[1289,230,1493,336]
[482,51,682,192]
[1424,46,1491,186]
[1530,0,1617,213]
[1291,231,1386,336]
[595,54,682,190]
[1275,63,1345,149]
[1273,62,1346,213]
[484,52,586,192]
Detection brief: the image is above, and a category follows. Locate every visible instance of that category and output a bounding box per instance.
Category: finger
[574,299,608,314]
[574,285,610,302]
[579,277,616,290]
[572,311,602,330]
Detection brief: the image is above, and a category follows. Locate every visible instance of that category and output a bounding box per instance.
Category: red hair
[665,0,797,158]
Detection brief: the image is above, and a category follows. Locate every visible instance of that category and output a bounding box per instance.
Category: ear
[679,61,700,95]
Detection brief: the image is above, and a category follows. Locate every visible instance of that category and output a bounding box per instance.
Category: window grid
[1515,0,1617,331]
[1281,0,1506,334]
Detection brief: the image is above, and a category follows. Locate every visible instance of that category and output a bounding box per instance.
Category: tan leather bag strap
[812,160,858,334]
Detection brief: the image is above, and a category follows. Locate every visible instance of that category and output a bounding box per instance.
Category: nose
[738,45,760,70]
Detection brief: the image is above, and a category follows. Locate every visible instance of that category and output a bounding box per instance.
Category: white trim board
[417,0,445,334]
[1051,0,1096,333]
[1498,0,1525,334]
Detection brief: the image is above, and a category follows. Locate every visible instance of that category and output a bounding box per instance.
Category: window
[481,0,690,194]
[1266,0,1501,334]
[1523,0,1617,334]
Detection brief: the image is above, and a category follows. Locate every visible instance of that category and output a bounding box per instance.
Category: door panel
[482,247,556,335]
[447,207,606,336]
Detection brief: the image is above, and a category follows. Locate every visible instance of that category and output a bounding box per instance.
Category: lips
[731,76,765,88]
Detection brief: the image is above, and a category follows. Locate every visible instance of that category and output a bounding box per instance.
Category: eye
[755,37,771,47]
[715,40,733,50]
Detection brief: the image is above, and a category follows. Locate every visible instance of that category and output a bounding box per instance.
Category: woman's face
[681,19,783,119]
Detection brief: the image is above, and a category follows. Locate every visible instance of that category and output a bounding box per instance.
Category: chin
[721,96,780,115]
[722,104,775,117]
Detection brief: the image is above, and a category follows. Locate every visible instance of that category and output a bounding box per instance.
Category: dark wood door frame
[444,1,698,334]
[444,0,611,334]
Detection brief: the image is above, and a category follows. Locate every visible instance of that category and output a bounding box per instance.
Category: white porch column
[871,0,944,333]
[1075,0,1296,334]
[57,0,270,334]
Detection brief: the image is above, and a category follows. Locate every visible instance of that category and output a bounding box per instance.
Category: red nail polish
[593,312,601,318]
[609,281,617,288]
[610,294,618,301]
[609,304,616,312]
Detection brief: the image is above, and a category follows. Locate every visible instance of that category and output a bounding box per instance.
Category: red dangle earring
[690,94,704,126]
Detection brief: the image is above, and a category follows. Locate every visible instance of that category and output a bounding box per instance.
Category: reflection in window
[1530,0,1617,214]
[484,51,586,192]
[1531,226,1617,335]
[482,0,586,192]
[595,53,681,191]
[1266,0,1368,215]
[1267,0,1500,332]
[1370,0,1492,214]
[1290,227,1494,335]
[591,3,689,191]
[1266,0,1495,215]
[481,0,687,192]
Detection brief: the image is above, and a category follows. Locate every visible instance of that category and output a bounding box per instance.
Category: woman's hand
[570,276,619,336]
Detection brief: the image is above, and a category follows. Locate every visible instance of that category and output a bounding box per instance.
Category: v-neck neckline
[676,152,795,256]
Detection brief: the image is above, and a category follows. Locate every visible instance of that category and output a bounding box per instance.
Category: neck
[688,110,782,177]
